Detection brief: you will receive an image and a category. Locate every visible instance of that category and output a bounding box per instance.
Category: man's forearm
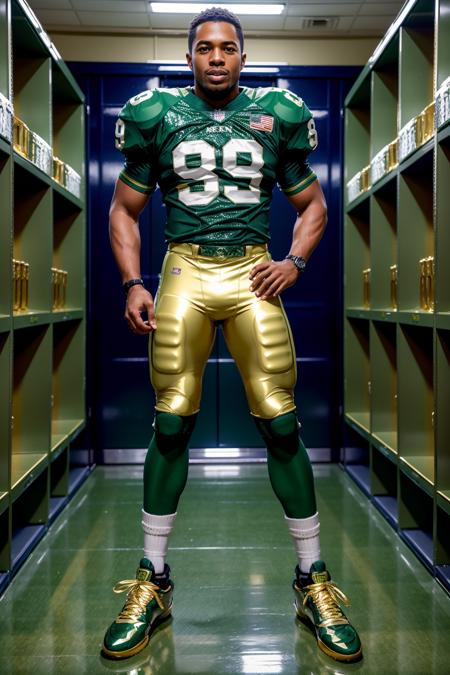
[288,200,327,261]
[109,209,142,283]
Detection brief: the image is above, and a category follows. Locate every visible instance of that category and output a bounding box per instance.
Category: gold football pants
[149,243,297,419]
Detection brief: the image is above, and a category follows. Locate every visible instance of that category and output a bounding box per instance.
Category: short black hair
[188,7,244,53]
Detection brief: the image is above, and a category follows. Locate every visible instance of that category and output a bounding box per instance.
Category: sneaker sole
[102,609,172,660]
[296,613,362,663]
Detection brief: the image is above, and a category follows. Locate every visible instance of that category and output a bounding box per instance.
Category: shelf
[0,0,88,591]
[345,412,370,435]
[12,151,52,187]
[10,452,47,497]
[372,432,397,456]
[437,491,450,516]
[52,180,83,210]
[51,418,84,454]
[396,311,435,327]
[52,309,83,323]
[0,137,10,156]
[436,313,450,330]
[437,123,450,144]
[400,456,434,492]
[0,492,8,515]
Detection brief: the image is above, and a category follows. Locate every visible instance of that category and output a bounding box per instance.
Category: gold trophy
[419,258,427,310]
[390,264,398,310]
[388,140,398,170]
[363,268,371,308]
[425,256,434,312]
[13,117,30,157]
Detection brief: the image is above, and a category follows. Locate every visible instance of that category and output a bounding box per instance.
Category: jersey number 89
[172,139,264,206]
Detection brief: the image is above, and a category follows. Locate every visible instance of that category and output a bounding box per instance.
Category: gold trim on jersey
[149,245,297,419]
[282,172,317,195]
[119,171,155,193]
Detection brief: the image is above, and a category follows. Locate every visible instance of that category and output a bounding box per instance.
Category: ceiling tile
[77,11,151,27]
[287,3,361,15]
[31,8,81,24]
[28,0,72,8]
[71,0,147,11]
[149,14,197,29]
[359,2,402,15]
[285,15,354,30]
[351,15,397,30]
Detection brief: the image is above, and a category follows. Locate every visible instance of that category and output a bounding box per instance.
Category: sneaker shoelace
[303,580,351,628]
[113,579,165,624]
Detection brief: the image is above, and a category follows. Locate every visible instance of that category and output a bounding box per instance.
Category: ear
[186,52,193,70]
[241,52,247,69]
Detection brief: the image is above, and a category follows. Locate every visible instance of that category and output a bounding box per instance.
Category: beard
[195,77,238,101]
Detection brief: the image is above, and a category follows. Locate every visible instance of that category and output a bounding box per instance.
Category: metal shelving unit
[343,0,450,593]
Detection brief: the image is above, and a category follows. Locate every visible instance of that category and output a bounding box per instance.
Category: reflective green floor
[1,463,450,674]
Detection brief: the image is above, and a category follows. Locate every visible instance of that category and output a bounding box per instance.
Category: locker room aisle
[0,463,450,675]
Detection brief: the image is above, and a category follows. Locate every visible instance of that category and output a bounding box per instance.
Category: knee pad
[255,412,299,456]
[154,411,197,454]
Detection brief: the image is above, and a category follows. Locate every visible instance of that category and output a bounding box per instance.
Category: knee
[255,412,299,456]
[154,411,196,454]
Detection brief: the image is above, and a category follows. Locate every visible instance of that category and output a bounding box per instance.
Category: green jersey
[115,86,318,245]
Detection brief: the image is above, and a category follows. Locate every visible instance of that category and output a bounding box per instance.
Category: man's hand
[125,285,157,334]
[249,259,300,301]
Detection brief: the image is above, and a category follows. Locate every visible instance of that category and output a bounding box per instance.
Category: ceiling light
[150,3,285,15]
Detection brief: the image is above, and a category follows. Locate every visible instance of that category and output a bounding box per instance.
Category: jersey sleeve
[276,97,318,197]
[114,99,156,195]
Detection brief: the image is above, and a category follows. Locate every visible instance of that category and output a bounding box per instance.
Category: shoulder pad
[119,88,183,129]
[253,87,310,125]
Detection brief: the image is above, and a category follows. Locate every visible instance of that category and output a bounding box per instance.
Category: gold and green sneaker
[102,558,173,659]
[293,560,362,663]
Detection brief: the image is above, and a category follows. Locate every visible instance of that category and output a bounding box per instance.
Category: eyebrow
[196,40,238,47]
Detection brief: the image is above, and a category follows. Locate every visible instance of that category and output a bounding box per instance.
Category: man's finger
[260,279,285,300]
[127,308,152,334]
[249,261,270,279]
[145,299,157,330]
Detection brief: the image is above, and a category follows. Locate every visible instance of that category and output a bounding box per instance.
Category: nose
[209,47,225,65]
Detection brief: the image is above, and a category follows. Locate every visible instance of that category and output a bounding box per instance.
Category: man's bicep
[286,178,327,214]
[111,178,152,221]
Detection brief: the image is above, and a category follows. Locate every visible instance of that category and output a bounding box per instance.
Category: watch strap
[123,278,144,294]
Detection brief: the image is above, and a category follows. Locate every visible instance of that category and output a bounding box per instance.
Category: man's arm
[109,179,155,334]
[249,179,327,301]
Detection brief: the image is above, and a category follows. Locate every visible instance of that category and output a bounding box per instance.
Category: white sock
[285,511,321,574]
[141,510,177,574]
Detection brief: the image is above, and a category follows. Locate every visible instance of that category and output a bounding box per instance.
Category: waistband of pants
[167,242,268,258]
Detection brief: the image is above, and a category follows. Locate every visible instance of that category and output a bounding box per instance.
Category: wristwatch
[123,277,144,294]
[285,255,307,273]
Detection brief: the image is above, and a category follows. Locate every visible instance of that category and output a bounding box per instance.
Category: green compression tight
[255,412,317,518]
[143,411,197,515]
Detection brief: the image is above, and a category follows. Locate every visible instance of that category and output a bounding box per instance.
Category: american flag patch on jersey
[250,114,274,132]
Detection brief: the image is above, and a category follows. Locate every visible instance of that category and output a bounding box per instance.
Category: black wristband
[123,278,144,294]
[285,255,306,273]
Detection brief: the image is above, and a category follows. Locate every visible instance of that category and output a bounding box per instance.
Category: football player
[103,7,362,663]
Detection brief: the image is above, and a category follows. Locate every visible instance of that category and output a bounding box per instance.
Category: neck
[193,82,241,108]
